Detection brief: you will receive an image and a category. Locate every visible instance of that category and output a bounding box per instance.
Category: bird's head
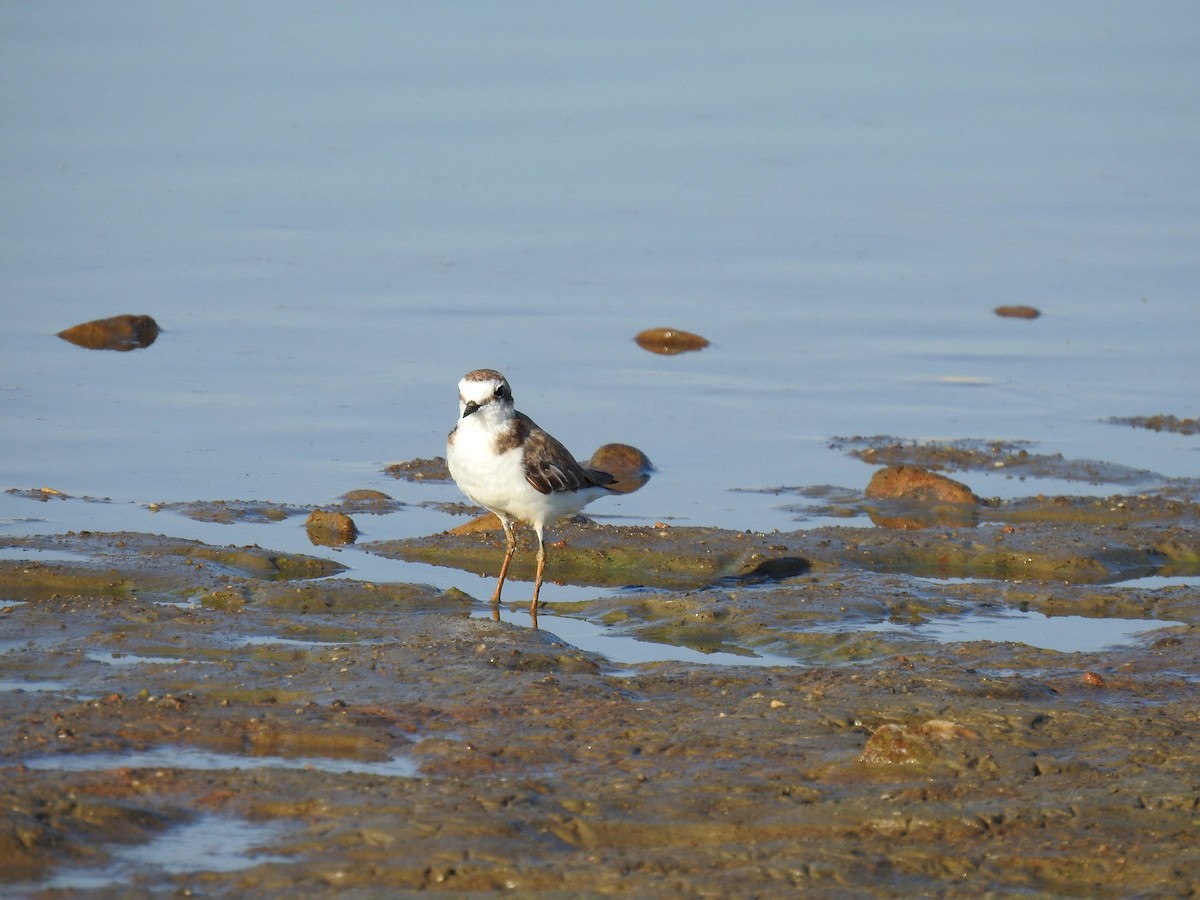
[457,369,514,420]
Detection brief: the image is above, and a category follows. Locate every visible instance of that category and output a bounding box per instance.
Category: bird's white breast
[447,414,606,529]
[447,416,527,511]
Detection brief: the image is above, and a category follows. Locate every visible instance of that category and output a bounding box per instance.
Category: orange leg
[491,518,517,608]
[530,530,547,628]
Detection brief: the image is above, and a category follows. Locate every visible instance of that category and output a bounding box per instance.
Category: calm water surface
[2,4,1197,604]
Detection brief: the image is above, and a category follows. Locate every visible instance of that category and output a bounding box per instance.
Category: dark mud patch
[2,507,1199,895]
[758,433,1200,524]
[6,488,117,508]
[1109,413,1200,436]
[830,435,1186,488]
[384,456,452,483]
[149,499,309,525]
[5,487,71,504]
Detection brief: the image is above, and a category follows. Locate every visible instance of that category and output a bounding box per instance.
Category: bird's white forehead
[458,368,509,402]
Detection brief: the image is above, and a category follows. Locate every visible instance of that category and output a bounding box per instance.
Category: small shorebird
[446,369,617,623]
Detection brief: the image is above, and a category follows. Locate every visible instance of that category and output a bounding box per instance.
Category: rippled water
[2,3,1197,642]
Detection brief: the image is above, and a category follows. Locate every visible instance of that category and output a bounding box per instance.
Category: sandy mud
[1,454,1198,895]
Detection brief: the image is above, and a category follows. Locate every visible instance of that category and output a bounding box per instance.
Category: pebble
[634,327,710,355]
[993,305,1041,319]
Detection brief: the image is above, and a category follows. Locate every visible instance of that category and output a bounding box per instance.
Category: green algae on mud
[831,434,1183,488]
[367,511,1200,589]
[1109,413,1200,436]
[366,520,773,591]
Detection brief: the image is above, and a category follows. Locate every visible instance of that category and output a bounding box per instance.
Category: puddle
[0,679,71,693]
[0,637,62,656]
[86,650,192,667]
[862,608,1184,654]
[236,635,369,648]
[0,546,91,564]
[20,745,420,778]
[30,814,290,892]
[1113,574,1200,590]
[474,606,797,669]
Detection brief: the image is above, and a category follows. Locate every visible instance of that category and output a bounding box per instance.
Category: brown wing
[519,414,617,495]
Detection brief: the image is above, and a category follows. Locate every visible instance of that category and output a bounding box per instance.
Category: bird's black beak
[462,400,481,418]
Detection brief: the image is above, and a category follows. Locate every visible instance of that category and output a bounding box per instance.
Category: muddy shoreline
[2,482,1198,895]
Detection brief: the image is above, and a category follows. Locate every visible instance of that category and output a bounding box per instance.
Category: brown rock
[587,443,654,494]
[305,510,358,546]
[57,314,160,351]
[449,512,504,534]
[866,465,980,505]
[865,465,981,529]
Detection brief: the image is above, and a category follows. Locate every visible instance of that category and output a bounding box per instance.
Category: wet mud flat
[1,501,1198,896]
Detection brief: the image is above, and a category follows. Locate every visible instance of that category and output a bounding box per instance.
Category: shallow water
[29,815,289,893]
[861,608,1185,655]
[85,651,189,667]
[21,745,420,778]
[475,605,798,669]
[0,679,70,693]
[2,4,1198,655]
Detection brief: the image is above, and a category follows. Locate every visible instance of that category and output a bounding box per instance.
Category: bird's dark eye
[495,384,509,400]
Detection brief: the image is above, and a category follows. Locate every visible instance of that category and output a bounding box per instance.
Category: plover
[446,369,617,622]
